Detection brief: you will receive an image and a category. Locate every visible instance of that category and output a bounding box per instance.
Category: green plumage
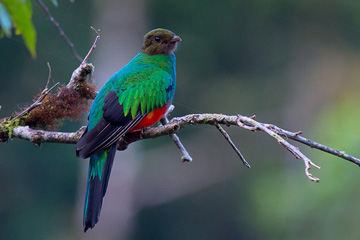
[89,53,176,128]
[86,52,176,182]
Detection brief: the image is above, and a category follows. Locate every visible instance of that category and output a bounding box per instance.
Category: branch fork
[236,115,320,182]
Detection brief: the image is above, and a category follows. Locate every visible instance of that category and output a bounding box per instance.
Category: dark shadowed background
[1,0,360,239]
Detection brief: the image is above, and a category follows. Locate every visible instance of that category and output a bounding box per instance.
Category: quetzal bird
[76,28,181,231]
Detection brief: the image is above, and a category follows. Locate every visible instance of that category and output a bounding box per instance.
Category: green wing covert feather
[118,70,173,119]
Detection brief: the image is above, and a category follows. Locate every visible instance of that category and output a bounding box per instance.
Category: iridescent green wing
[118,68,175,119]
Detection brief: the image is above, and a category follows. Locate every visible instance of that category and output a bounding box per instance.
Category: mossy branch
[0,32,100,142]
[0,63,96,142]
[4,109,360,182]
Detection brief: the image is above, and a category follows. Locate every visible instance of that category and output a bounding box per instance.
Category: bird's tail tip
[83,221,93,232]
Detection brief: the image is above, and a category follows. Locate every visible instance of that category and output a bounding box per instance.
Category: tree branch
[215,123,250,168]
[13,125,85,145]
[160,105,192,162]
[265,124,360,166]
[237,115,320,182]
[82,27,100,64]
[7,111,360,182]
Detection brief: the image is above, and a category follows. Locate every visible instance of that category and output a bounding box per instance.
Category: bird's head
[141,28,181,56]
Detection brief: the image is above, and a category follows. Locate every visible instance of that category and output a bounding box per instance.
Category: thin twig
[215,123,251,168]
[160,105,192,162]
[265,124,360,166]
[237,115,320,182]
[13,64,60,120]
[35,0,83,62]
[82,27,100,64]
[45,62,52,89]
[13,82,60,120]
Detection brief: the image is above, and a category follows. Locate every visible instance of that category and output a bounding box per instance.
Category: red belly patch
[130,103,169,132]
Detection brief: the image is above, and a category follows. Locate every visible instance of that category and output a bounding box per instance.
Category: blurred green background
[1,0,360,239]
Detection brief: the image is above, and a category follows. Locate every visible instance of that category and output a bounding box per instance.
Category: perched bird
[76,28,181,231]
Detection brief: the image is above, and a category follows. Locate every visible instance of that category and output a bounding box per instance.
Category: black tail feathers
[83,143,117,232]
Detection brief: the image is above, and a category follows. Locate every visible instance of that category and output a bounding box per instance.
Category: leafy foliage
[0,0,36,57]
[0,0,75,57]
[0,2,12,37]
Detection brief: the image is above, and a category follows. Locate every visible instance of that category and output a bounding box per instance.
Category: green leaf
[1,0,37,57]
[0,2,12,37]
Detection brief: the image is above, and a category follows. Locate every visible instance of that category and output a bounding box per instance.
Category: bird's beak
[171,35,182,42]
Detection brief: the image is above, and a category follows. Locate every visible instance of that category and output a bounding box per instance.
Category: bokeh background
[1,0,360,239]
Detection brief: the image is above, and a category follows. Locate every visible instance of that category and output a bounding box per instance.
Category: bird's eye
[154,36,161,43]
